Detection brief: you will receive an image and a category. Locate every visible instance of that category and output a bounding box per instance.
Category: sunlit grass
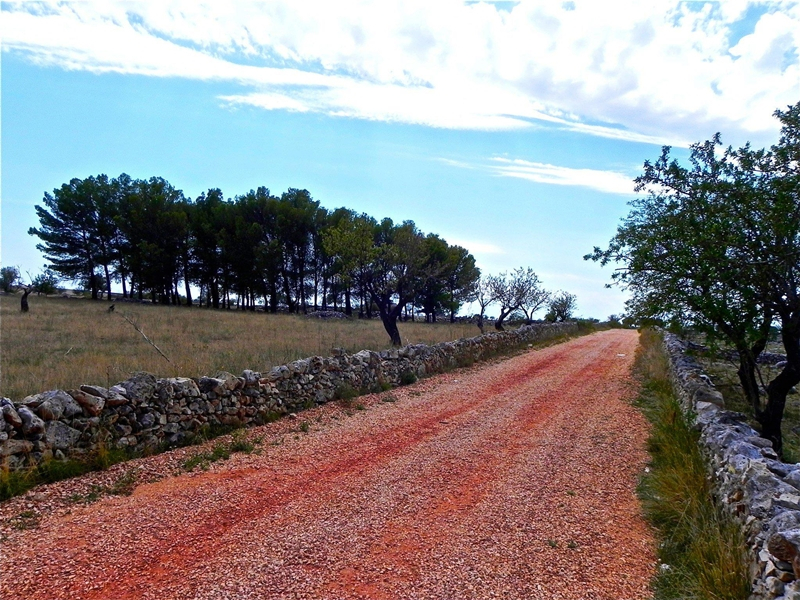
[0,294,478,400]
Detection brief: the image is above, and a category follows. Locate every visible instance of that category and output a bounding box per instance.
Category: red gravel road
[0,329,655,599]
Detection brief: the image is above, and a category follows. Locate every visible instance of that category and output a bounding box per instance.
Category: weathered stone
[17,406,45,435]
[242,370,261,386]
[68,390,105,416]
[778,569,796,583]
[214,371,241,391]
[36,398,65,421]
[1,399,23,429]
[44,421,82,451]
[767,575,785,595]
[786,471,800,492]
[81,384,110,399]
[105,391,129,407]
[138,412,157,429]
[119,372,157,401]
[198,376,226,395]
[80,384,128,407]
[114,423,133,437]
[0,438,34,456]
[109,384,129,398]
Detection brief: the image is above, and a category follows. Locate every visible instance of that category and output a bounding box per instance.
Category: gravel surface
[0,329,655,599]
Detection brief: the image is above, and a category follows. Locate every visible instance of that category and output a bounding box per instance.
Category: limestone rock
[138,412,156,429]
[68,390,105,416]
[1,399,23,429]
[692,386,724,407]
[214,371,241,391]
[81,384,128,407]
[119,372,157,402]
[17,406,45,436]
[45,421,82,451]
[198,376,227,395]
[35,398,64,421]
[242,370,261,387]
[0,438,34,456]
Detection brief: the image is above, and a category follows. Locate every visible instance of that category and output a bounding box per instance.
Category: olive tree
[488,267,547,331]
[546,291,577,322]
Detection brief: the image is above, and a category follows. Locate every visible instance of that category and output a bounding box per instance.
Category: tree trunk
[103,264,113,301]
[760,327,800,457]
[211,279,220,309]
[495,309,508,331]
[736,343,765,422]
[371,291,403,346]
[21,289,30,312]
[382,316,402,346]
[345,286,352,316]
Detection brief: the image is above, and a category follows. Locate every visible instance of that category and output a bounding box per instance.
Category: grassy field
[0,294,478,401]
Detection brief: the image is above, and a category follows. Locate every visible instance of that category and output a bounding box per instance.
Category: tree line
[588,101,800,456]
[27,175,493,346]
[28,175,576,346]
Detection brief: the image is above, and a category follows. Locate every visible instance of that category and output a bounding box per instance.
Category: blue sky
[2,1,799,319]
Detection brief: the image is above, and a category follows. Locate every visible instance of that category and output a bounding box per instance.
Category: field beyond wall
[0,295,477,401]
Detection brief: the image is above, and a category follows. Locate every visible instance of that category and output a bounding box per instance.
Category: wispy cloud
[3,1,799,145]
[488,158,636,195]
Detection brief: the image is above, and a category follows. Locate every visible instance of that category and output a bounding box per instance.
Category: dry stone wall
[664,333,800,600]
[0,322,577,470]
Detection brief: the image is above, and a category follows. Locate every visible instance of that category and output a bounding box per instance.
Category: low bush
[399,370,418,385]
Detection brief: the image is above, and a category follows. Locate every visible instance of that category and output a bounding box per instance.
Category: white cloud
[3,1,799,146]
[488,158,636,195]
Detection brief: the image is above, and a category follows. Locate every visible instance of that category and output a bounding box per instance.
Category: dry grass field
[0,294,478,401]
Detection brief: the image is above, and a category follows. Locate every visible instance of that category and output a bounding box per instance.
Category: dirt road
[0,329,655,599]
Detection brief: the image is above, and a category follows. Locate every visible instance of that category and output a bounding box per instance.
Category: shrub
[0,266,20,293]
[334,382,359,402]
[400,370,418,386]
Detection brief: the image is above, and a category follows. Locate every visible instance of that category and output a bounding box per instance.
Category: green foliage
[400,370,418,385]
[0,266,20,293]
[31,269,60,295]
[182,437,242,472]
[229,429,257,453]
[588,101,800,456]
[28,172,481,340]
[547,291,577,322]
[255,409,282,425]
[334,382,359,402]
[0,443,132,501]
[487,267,549,330]
[635,329,749,600]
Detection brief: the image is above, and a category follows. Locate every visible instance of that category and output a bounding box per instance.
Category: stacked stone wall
[664,333,800,600]
[0,322,577,470]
